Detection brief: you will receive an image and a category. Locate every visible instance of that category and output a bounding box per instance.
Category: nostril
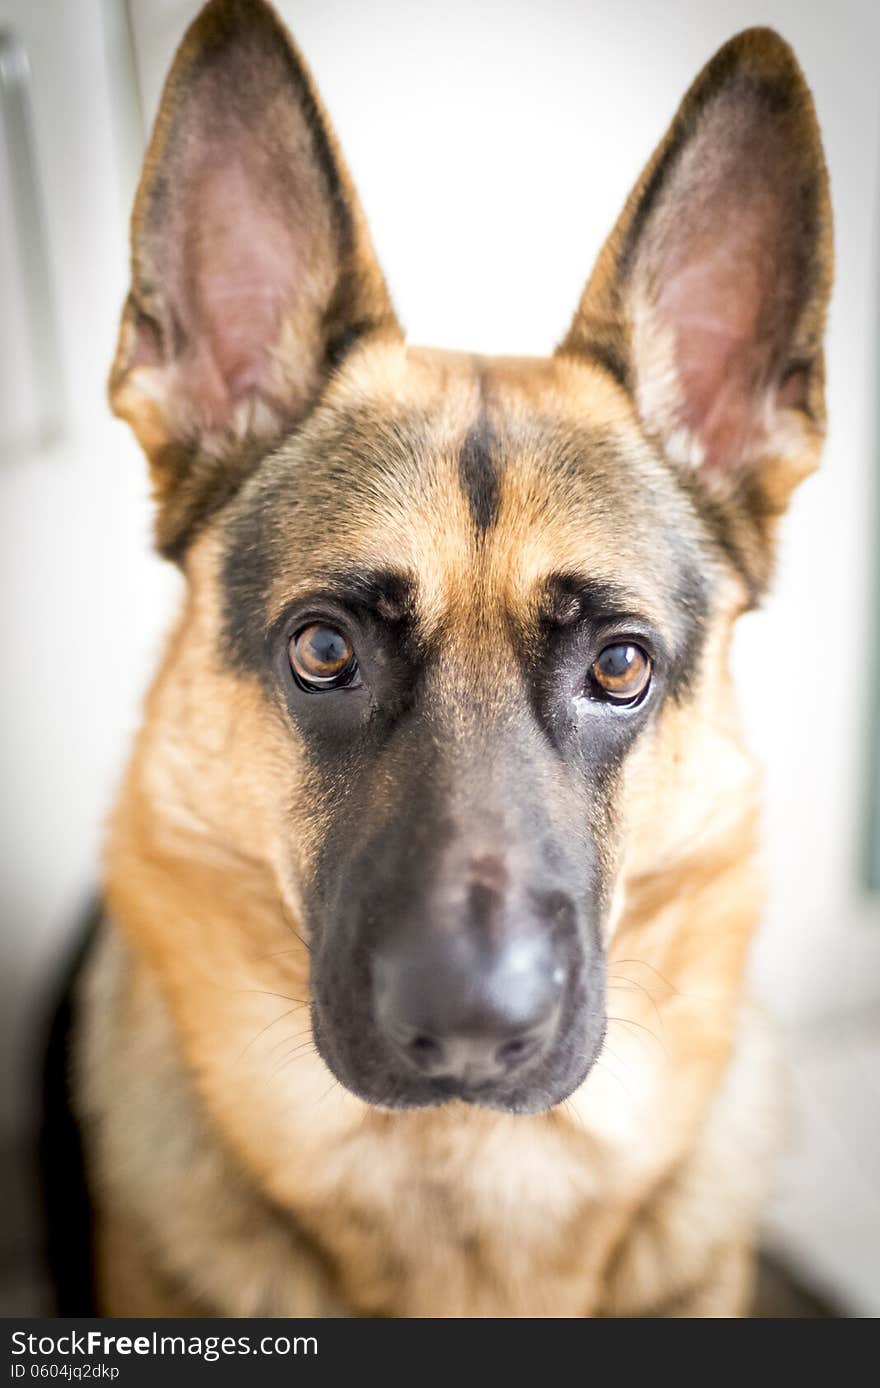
[385,1026,448,1074]
[496,1032,544,1070]
[409,1033,441,1059]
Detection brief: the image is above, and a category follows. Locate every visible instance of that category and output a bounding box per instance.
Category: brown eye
[590,643,652,704]
[289,623,359,690]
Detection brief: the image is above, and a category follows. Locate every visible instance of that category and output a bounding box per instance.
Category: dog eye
[590,643,652,705]
[289,623,360,690]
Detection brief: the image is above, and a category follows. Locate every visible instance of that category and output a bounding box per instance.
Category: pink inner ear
[169,159,303,433]
[636,87,814,477]
[131,33,343,444]
[656,242,774,472]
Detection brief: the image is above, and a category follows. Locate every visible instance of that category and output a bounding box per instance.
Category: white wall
[2,0,878,1134]
[0,0,180,1131]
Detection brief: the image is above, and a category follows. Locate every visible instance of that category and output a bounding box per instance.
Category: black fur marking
[459,395,500,533]
[580,339,630,391]
[540,575,647,628]
[317,568,417,625]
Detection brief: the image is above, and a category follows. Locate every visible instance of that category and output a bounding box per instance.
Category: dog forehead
[220,343,706,654]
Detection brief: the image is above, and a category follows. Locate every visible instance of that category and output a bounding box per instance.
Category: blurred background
[1,0,878,1316]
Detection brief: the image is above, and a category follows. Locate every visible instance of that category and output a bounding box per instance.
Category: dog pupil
[309,626,348,671]
[600,645,636,678]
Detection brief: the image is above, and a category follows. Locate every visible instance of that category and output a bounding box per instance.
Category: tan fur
[73,3,832,1318]
[77,348,773,1318]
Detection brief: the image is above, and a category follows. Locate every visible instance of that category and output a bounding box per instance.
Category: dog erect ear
[109,0,399,558]
[559,29,832,588]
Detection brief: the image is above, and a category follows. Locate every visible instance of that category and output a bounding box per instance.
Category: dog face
[216,352,714,1111]
[110,1,831,1113]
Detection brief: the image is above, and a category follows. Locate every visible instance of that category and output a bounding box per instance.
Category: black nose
[373,926,566,1088]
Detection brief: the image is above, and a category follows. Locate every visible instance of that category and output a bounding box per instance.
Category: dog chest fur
[76,887,779,1318]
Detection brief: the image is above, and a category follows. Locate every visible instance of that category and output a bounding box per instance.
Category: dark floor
[1,1138,52,1316]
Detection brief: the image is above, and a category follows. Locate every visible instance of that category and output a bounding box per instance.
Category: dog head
[110,0,831,1113]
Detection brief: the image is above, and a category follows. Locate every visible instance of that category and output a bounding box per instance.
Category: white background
[1,0,878,1309]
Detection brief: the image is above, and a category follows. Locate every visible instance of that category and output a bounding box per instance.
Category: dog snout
[372,892,569,1089]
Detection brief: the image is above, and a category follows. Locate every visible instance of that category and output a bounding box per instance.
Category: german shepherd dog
[69,0,832,1316]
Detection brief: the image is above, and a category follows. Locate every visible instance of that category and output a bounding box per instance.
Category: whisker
[248,946,308,964]
[610,958,678,995]
[560,1095,586,1132]
[290,927,312,956]
[606,1014,668,1058]
[280,904,313,956]
[234,1003,308,1064]
[268,1037,317,1079]
[233,988,308,1005]
[607,974,666,1033]
[593,1041,635,1098]
[265,1023,313,1058]
[317,1076,341,1108]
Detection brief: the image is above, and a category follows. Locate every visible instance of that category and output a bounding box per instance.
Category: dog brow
[321,568,416,623]
[540,573,648,626]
